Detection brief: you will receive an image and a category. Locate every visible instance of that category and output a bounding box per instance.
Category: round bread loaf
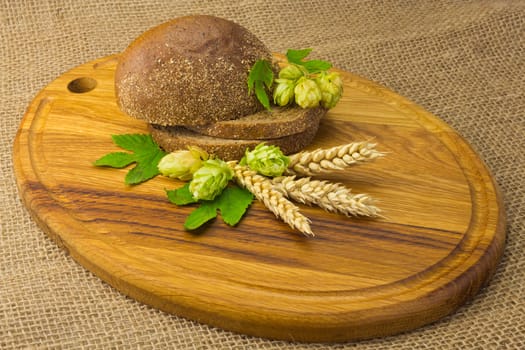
[115,15,272,126]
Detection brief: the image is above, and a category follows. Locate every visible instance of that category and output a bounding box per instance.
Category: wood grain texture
[13,55,506,342]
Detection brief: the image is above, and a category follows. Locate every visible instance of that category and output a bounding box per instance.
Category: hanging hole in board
[67,77,97,93]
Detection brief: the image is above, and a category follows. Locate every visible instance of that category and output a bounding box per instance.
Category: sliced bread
[187,106,326,139]
[149,121,321,161]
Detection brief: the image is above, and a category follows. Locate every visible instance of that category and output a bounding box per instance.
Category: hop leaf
[285,48,313,63]
[166,183,198,205]
[167,184,254,230]
[93,134,166,185]
[183,201,218,230]
[286,48,332,74]
[247,59,274,110]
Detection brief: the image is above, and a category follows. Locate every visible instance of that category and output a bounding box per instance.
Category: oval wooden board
[13,55,506,343]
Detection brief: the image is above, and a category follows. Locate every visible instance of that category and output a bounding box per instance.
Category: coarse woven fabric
[1,0,524,349]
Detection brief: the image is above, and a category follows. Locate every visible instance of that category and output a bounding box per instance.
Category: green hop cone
[278,64,303,80]
[294,77,322,108]
[243,143,290,177]
[189,159,233,201]
[273,78,295,106]
[316,71,343,109]
[158,146,208,181]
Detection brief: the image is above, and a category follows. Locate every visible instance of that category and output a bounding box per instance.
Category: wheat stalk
[286,141,384,176]
[272,176,381,218]
[228,162,314,237]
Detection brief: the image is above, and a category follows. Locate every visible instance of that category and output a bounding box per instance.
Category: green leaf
[217,186,254,226]
[94,134,167,185]
[248,60,274,90]
[125,147,166,185]
[286,48,313,64]
[302,59,332,73]
[93,152,135,168]
[247,59,274,110]
[112,134,157,152]
[166,184,198,205]
[171,185,254,231]
[285,48,332,74]
[184,201,217,230]
[255,81,271,110]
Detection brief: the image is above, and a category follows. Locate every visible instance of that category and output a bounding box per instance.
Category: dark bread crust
[187,106,326,139]
[115,15,272,125]
[149,120,322,161]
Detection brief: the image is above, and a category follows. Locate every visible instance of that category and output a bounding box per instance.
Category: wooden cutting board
[13,55,506,342]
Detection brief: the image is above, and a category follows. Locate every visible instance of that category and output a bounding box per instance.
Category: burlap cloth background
[1,0,524,348]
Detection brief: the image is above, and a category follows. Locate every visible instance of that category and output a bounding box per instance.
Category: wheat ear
[286,141,384,176]
[228,162,314,237]
[272,176,381,218]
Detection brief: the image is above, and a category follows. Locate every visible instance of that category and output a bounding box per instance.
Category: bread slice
[149,120,321,161]
[187,106,326,139]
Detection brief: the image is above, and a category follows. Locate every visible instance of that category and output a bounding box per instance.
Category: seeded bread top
[115,15,272,126]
